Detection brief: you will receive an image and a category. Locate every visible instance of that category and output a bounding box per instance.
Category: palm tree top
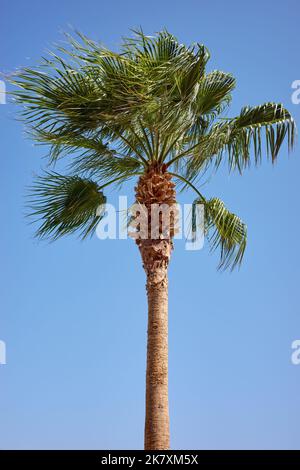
[9,28,296,269]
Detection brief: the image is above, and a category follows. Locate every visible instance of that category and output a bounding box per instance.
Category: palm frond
[175,102,296,181]
[28,172,107,240]
[32,127,115,163]
[193,196,247,270]
[194,70,235,117]
[8,30,213,163]
[70,151,142,180]
[226,102,296,169]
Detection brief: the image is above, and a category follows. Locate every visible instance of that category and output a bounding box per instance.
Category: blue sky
[1,0,300,450]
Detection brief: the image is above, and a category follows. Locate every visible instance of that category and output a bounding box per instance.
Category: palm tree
[10,29,295,450]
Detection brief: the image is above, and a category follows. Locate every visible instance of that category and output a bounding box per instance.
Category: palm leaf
[193,196,247,270]
[227,102,296,169]
[70,151,142,180]
[28,172,107,240]
[194,70,236,117]
[178,102,296,181]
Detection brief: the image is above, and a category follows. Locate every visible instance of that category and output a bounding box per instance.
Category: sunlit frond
[29,173,107,240]
[192,196,247,270]
[194,70,235,117]
[70,152,143,180]
[227,103,296,168]
[176,102,296,182]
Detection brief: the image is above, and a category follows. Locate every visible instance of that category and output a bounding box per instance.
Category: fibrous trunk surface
[135,165,176,450]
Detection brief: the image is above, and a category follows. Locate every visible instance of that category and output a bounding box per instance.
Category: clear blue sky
[1,0,300,450]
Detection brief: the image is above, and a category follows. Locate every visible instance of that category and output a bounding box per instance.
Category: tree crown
[10,29,296,269]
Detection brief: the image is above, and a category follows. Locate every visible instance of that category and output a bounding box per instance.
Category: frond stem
[100,173,143,189]
[166,141,203,168]
[112,129,149,166]
[169,172,206,202]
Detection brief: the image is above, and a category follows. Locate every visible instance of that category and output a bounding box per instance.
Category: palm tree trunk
[145,259,170,449]
[138,239,172,450]
[134,167,176,450]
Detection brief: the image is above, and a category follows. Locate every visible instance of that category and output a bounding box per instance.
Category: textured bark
[134,166,176,450]
[139,239,171,450]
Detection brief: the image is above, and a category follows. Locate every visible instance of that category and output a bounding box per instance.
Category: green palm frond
[70,151,142,180]
[11,65,104,131]
[31,127,143,181]
[193,196,247,270]
[123,29,192,65]
[194,71,236,117]
[172,44,209,100]
[8,30,212,162]
[179,102,296,181]
[226,102,296,169]
[29,172,107,240]
[32,127,116,163]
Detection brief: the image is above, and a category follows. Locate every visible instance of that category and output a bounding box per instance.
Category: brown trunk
[139,240,171,450]
[134,166,176,450]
